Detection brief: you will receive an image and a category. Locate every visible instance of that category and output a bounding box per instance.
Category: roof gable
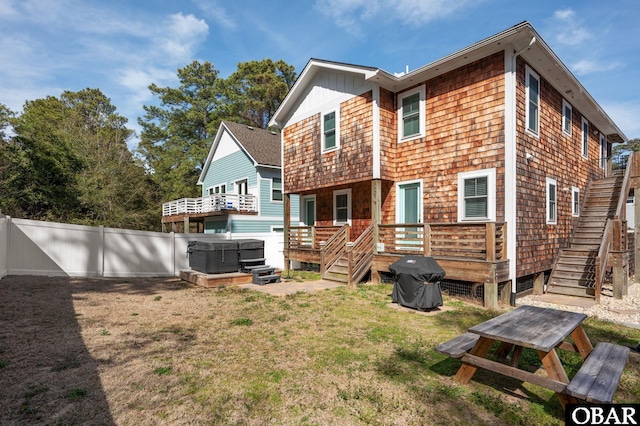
[269,21,626,142]
[197,121,281,185]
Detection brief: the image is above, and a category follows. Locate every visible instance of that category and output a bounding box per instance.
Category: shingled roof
[221,121,281,167]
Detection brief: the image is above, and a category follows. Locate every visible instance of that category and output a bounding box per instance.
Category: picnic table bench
[435,305,630,408]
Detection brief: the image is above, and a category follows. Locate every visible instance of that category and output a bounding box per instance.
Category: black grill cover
[389,255,445,310]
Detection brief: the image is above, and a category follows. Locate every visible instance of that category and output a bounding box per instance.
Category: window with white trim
[526,67,540,136]
[212,184,226,194]
[581,117,589,158]
[572,187,580,217]
[562,99,572,136]
[322,110,339,151]
[333,188,351,225]
[398,85,425,141]
[271,177,282,202]
[547,178,557,224]
[457,169,496,222]
[599,133,606,169]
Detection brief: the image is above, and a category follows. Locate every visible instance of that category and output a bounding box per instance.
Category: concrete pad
[240,279,344,296]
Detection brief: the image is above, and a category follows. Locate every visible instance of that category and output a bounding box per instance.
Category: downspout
[505,36,536,306]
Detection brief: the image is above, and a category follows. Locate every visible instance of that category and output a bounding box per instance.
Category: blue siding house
[162,121,298,235]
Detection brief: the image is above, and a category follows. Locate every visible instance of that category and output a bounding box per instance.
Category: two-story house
[162,121,299,236]
[268,21,629,309]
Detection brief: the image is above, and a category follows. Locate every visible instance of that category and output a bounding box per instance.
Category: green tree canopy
[137,60,222,201]
[220,59,297,129]
[137,59,296,202]
[0,90,160,229]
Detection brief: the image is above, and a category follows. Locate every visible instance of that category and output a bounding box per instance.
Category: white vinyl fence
[0,215,284,279]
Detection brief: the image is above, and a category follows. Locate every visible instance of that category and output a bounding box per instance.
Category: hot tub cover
[389,255,445,310]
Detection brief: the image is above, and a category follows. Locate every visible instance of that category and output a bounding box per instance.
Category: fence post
[98,225,105,277]
[171,231,176,276]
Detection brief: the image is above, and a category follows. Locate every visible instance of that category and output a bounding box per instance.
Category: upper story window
[526,66,540,136]
[271,177,283,202]
[398,85,425,142]
[322,110,339,151]
[599,133,606,169]
[581,117,589,158]
[562,99,572,136]
[546,177,557,224]
[457,168,496,222]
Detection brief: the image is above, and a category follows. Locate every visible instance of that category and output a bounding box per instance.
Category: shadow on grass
[0,276,186,424]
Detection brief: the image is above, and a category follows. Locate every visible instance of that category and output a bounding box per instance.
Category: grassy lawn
[0,275,639,425]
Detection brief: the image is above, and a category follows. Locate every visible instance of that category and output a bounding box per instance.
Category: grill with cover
[389,255,445,310]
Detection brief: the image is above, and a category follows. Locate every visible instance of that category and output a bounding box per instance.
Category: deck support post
[284,193,291,277]
[484,281,499,310]
[183,217,190,234]
[533,272,545,295]
[371,180,382,284]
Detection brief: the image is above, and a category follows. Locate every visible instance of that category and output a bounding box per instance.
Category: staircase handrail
[348,225,374,285]
[595,219,614,302]
[320,225,349,275]
[614,151,634,221]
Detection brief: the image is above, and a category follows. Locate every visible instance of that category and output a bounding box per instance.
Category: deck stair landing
[546,176,623,299]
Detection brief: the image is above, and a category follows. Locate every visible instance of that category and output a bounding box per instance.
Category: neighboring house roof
[197,121,281,185]
[269,21,626,143]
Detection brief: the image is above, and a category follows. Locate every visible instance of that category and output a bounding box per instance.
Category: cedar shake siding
[282,91,374,195]
[381,53,506,224]
[515,58,606,277]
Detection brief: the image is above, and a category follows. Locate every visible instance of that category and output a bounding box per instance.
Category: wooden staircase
[321,225,374,284]
[546,176,623,298]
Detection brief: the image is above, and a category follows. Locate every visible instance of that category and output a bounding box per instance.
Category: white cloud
[160,13,209,63]
[601,100,640,140]
[314,0,482,37]
[550,8,592,46]
[194,0,236,30]
[571,59,623,76]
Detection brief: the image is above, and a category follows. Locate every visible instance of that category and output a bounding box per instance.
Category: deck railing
[162,194,256,216]
[289,226,342,250]
[377,222,507,261]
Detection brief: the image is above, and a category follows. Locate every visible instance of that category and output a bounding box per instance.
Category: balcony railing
[162,194,257,217]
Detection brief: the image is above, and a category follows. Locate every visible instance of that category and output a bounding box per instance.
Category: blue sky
[1,0,639,148]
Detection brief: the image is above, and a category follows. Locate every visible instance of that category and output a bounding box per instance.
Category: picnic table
[436,305,629,408]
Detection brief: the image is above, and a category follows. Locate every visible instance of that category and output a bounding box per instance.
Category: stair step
[323,271,348,282]
[546,284,596,298]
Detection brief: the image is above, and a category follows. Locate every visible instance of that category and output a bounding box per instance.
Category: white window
[526,66,540,136]
[581,117,589,158]
[572,187,580,217]
[333,188,351,225]
[562,99,572,136]
[398,85,426,142]
[547,178,557,224]
[599,133,606,169]
[213,184,226,194]
[271,177,282,202]
[457,169,496,222]
[322,109,339,151]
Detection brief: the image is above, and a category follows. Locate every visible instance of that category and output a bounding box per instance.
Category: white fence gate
[0,215,284,279]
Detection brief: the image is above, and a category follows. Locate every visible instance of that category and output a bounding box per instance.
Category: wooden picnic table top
[468,305,587,352]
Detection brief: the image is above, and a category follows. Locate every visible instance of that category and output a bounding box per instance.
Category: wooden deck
[180,270,254,288]
[286,222,511,309]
